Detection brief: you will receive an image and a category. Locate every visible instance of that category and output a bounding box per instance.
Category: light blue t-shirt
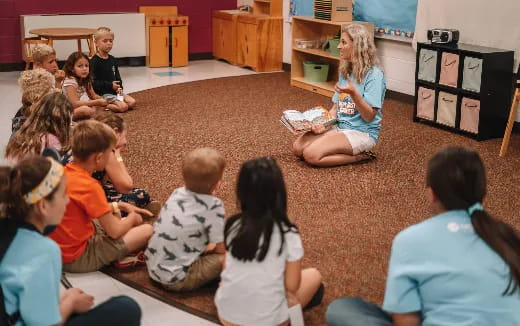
[383,210,520,326]
[0,228,62,326]
[331,67,386,142]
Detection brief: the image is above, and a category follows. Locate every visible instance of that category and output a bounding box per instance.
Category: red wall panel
[0,0,236,63]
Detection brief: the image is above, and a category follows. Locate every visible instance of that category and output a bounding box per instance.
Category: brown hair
[18,68,53,110]
[183,148,225,194]
[6,92,73,161]
[71,120,116,161]
[427,146,520,295]
[95,111,125,132]
[0,157,57,221]
[31,44,56,64]
[339,23,382,83]
[63,51,92,89]
[95,26,114,40]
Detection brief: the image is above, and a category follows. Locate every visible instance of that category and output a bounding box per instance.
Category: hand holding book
[280,106,337,135]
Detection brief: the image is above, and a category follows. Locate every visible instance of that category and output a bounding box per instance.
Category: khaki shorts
[63,220,128,273]
[161,253,222,292]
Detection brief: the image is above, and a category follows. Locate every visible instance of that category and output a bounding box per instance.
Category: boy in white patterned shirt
[145,148,226,291]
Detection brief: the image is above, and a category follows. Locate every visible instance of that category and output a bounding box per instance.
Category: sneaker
[304,283,324,310]
[364,151,377,160]
[113,250,146,269]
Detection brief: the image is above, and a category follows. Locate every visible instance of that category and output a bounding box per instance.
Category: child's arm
[57,288,94,326]
[284,259,302,294]
[114,62,123,89]
[213,242,226,254]
[104,148,133,193]
[64,83,107,108]
[97,210,142,239]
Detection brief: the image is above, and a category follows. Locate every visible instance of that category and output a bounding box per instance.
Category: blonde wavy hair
[31,44,56,64]
[18,68,53,116]
[339,24,381,84]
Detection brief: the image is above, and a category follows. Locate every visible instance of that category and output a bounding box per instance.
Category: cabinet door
[149,26,169,67]
[172,26,188,67]
[237,22,257,68]
[213,17,224,59]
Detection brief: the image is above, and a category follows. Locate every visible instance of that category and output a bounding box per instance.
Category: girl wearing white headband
[0,156,142,326]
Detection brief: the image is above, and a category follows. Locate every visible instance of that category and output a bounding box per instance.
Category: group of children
[1,21,519,326]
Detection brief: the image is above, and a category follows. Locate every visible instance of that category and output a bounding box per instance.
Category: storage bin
[325,38,340,57]
[416,87,435,121]
[303,61,330,82]
[295,39,321,49]
[439,52,459,87]
[436,91,457,127]
[418,49,437,82]
[460,97,480,134]
[462,57,483,92]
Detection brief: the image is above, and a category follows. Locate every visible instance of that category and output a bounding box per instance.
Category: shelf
[292,47,340,61]
[291,77,336,97]
[254,0,271,2]
[292,16,350,27]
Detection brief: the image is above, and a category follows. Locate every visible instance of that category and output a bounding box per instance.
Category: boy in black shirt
[91,27,136,112]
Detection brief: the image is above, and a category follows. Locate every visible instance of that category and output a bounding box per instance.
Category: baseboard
[0,53,214,72]
[282,62,291,72]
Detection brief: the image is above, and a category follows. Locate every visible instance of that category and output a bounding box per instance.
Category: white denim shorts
[334,127,376,155]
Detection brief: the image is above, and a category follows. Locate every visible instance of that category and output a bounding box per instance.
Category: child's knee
[292,141,303,157]
[302,149,321,166]
[73,106,95,120]
[141,223,154,239]
[305,267,322,283]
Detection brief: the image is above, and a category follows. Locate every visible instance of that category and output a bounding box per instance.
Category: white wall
[21,13,146,60]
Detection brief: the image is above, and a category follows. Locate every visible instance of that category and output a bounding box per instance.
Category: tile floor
[0,59,260,325]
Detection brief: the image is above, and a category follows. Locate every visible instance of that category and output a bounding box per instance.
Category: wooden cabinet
[172,25,188,67]
[290,16,374,97]
[212,0,282,72]
[212,11,237,65]
[149,26,169,67]
[414,42,514,140]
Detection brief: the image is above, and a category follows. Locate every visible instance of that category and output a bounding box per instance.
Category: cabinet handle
[312,88,318,92]
[165,37,168,47]
[175,37,178,48]
[246,45,248,54]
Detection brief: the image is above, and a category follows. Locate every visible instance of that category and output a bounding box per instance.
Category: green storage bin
[303,61,330,82]
[326,38,340,57]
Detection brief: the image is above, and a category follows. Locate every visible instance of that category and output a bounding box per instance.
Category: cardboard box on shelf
[314,0,352,22]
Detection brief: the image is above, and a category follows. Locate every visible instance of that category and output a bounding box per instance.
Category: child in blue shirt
[326,146,520,326]
[292,23,386,167]
[0,156,141,326]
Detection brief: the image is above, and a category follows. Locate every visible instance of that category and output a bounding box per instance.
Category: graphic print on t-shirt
[338,94,357,115]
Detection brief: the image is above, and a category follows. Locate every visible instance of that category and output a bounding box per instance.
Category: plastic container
[294,39,320,49]
[326,38,340,57]
[303,61,330,82]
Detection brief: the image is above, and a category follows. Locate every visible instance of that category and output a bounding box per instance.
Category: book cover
[280,106,337,135]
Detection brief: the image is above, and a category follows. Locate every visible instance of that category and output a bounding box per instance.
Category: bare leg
[107,101,129,113]
[124,94,136,109]
[72,106,96,120]
[292,129,335,157]
[302,131,370,167]
[294,268,322,308]
[122,224,153,252]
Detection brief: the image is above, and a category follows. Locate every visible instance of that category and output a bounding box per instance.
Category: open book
[280,106,337,135]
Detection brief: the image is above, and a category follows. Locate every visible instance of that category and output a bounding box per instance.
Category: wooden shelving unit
[290,16,374,97]
[253,0,282,16]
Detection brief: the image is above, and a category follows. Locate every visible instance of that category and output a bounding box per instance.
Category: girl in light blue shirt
[326,146,520,326]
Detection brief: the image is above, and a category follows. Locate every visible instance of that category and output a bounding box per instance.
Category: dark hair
[95,111,125,132]
[71,120,116,161]
[0,157,56,221]
[225,157,298,262]
[6,92,73,161]
[427,146,520,295]
[63,52,92,89]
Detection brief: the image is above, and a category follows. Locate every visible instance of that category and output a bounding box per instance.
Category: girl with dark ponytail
[0,156,142,326]
[326,146,520,326]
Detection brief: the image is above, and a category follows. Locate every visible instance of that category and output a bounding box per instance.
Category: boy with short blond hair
[32,44,65,90]
[49,120,153,272]
[145,148,226,291]
[91,26,136,112]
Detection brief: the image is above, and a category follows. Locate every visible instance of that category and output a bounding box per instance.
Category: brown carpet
[104,72,520,325]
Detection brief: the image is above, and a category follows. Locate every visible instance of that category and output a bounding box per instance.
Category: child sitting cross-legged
[145,147,226,291]
[48,119,154,272]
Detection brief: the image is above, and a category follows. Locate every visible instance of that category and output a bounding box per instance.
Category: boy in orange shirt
[49,120,153,272]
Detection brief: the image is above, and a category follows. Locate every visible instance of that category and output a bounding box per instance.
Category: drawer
[462,57,483,93]
[439,52,459,87]
[418,49,437,83]
[416,87,435,121]
[460,97,480,134]
[436,91,457,127]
